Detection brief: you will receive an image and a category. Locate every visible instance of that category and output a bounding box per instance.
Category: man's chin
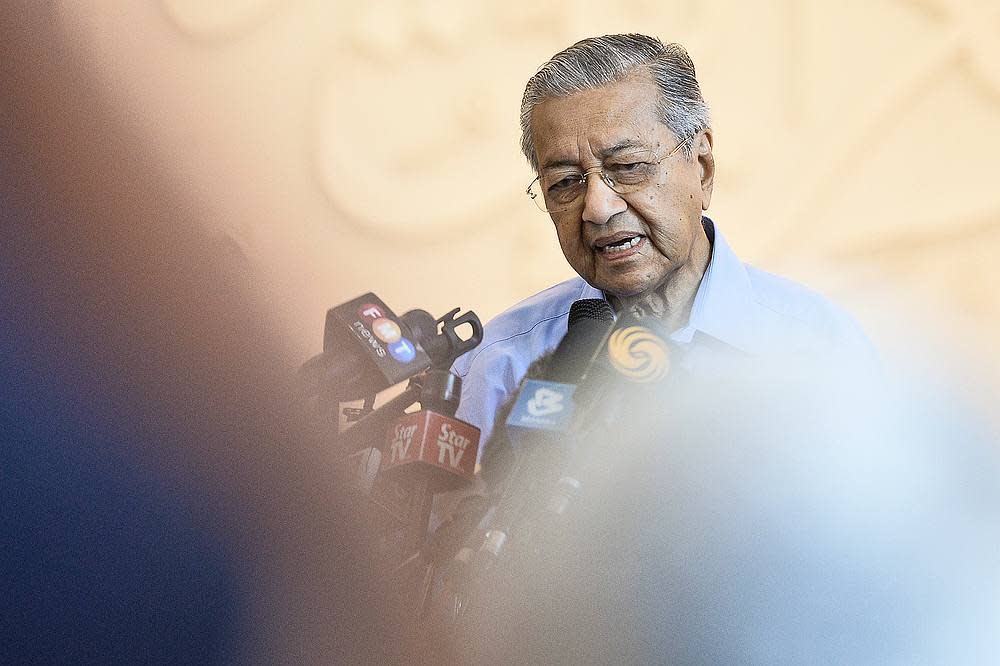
[594,283,654,309]
[591,271,654,301]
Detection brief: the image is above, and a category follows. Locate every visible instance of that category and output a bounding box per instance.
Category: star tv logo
[526,387,565,417]
[388,423,417,463]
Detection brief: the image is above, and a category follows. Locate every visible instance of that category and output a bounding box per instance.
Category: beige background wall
[54,1,1000,394]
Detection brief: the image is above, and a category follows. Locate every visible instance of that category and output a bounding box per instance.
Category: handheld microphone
[370,366,483,623]
[377,368,482,553]
[566,310,675,414]
[381,408,480,489]
[298,293,432,402]
[502,299,616,439]
[543,312,675,522]
[473,299,615,568]
[299,294,484,405]
[485,310,677,560]
[478,299,615,492]
[439,303,674,624]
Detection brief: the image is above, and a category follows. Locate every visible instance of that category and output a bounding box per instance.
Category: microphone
[298,293,432,403]
[300,294,484,465]
[370,366,483,621]
[473,299,615,568]
[544,298,620,383]
[567,310,675,414]
[486,310,677,553]
[377,368,482,554]
[437,303,674,624]
[299,295,485,404]
[542,312,675,522]
[434,310,679,630]
[478,299,615,491]
[503,299,616,438]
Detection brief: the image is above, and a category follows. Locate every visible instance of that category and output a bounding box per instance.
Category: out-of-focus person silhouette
[1,4,399,663]
[451,361,1000,664]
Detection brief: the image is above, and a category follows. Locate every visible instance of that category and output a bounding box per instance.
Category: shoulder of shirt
[744,263,874,354]
[451,277,586,376]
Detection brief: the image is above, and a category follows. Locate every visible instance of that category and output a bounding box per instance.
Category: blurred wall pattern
[54,1,1000,391]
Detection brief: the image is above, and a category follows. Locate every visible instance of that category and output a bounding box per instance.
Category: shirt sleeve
[453,345,517,460]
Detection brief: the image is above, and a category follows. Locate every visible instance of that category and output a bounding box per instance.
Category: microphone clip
[402,307,483,370]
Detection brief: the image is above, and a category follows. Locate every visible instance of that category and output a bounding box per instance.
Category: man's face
[529,72,714,300]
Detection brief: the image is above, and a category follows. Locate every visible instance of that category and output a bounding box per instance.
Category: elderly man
[453,34,872,444]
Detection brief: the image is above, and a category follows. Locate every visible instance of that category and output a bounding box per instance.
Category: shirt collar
[579,217,758,353]
[674,217,758,353]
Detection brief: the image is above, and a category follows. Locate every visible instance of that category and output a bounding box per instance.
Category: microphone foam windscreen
[568,298,614,326]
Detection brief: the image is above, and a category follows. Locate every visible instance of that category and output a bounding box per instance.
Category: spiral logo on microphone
[607,326,670,383]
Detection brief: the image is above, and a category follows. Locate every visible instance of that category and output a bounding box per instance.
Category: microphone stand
[385,366,466,617]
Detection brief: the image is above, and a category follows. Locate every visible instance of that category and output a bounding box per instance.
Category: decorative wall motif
[161,0,281,40]
[57,0,1000,384]
[309,2,702,238]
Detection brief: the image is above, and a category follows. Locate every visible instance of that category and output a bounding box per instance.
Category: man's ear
[697,129,715,211]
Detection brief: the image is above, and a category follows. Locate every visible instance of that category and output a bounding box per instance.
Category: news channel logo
[507,379,577,431]
[357,304,416,363]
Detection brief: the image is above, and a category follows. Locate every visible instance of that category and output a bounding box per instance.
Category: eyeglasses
[526,137,692,213]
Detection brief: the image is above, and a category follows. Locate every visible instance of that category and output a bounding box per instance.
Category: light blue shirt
[452,219,875,445]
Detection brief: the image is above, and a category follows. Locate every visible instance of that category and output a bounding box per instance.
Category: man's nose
[581,171,627,225]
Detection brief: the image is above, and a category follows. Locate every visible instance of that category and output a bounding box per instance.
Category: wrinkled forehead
[529,74,674,169]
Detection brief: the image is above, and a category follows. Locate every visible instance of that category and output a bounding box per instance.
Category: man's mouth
[595,233,645,254]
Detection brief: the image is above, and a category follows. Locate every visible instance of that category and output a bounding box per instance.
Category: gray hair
[520,34,711,172]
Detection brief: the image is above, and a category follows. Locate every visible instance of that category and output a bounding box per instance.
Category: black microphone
[479,298,616,490]
[298,293,432,402]
[440,304,676,627]
[299,295,484,460]
[502,299,616,439]
[545,298,620,383]
[483,311,677,555]
[472,299,616,568]
[542,312,675,523]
